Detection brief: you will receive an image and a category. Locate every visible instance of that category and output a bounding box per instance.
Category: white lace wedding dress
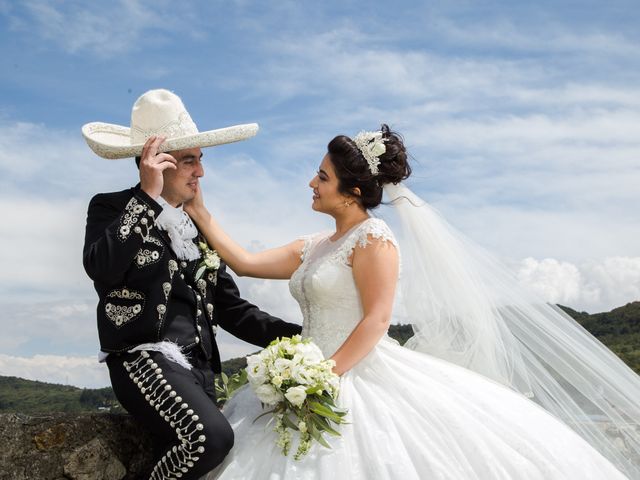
[208,218,627,479]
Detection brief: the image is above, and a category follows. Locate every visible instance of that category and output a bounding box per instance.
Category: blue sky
[1,0,639,387]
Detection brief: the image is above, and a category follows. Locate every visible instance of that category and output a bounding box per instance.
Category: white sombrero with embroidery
[82,89,259,159]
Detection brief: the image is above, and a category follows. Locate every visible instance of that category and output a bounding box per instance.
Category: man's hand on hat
[139,136,177,199]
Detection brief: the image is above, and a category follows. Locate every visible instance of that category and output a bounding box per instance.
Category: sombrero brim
[82,122,259,159]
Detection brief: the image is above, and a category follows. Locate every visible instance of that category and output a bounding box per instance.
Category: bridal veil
[383,182,640,478]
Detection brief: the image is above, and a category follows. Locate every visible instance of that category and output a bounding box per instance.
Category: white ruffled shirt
[154,196,201,261]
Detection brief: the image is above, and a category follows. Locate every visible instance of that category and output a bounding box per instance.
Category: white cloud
[0,354,110,388]
[237,277,302,323]
[205,273,304,363]
[517,257,588,306]
[417,109,640,158]
[245,22,637,116]
[249,28,534,107]
[242,25,640,237]
[0,196,95,295]
[438,203,640,265]
[0,297,98,355]
[516,256,640,313]
[7,0,201,57]
[0,119,136,198]
[200,153,328,246]
[432,17,640,59]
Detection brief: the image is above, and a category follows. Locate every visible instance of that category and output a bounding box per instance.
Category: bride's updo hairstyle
[327,124,411,210]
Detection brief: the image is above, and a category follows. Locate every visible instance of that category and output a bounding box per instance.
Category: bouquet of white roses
[246,335,347,459]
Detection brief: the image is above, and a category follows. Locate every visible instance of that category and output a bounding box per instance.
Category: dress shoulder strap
[333,218,398,265]
[299,231,332,263]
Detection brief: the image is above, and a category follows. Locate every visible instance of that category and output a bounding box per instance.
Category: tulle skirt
[207,339,627,479]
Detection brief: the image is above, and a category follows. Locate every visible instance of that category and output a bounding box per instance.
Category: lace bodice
[289,217,398,358]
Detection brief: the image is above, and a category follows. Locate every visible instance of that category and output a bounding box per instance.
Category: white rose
[265,344,280,359]
[273,358,293,379]
[295,342,324,364]
[246,355,268,386]
[284,385,307,408]
[255,384,283,406]
[291,364,313,385]
[284,343,296,356]
[271,375,283,388]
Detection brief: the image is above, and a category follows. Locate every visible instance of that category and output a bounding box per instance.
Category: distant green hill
[1,301,638,413]
[560,302,640,373]
[0,376,123,414]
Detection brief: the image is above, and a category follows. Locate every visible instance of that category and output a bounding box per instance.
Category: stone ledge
[0,413,153,480]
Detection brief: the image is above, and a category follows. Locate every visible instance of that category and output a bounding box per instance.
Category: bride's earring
[343,200,353,208]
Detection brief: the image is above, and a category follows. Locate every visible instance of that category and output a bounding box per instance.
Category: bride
[186,125,640,479]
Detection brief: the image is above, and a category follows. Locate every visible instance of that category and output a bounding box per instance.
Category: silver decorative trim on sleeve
[118,196,158,243]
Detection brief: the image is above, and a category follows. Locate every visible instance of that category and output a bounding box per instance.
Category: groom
[82,89,301,479]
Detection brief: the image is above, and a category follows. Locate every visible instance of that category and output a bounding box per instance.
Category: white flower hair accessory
[353,130,387,175]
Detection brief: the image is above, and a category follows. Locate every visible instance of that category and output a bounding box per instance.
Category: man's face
[161,147,204,206]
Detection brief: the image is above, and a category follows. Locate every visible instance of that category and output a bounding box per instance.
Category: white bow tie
[154,197,201,261]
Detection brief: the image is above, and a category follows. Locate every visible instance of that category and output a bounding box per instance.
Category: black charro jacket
[83,185,301,372]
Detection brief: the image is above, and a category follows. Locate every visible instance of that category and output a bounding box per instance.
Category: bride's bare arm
[185,186,303,280]
[329,237,399,375]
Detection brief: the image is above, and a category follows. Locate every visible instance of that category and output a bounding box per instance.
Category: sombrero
[82,89,258,159]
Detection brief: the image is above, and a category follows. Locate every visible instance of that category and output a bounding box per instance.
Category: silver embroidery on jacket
[135,236,164,268]
[105,288,145,328]
[118,197,146,242]
[118,196,157,243]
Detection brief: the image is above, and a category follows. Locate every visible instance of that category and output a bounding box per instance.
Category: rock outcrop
[0,413,153,480]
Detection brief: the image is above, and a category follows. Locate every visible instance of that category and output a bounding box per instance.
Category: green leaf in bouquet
[252,407,279,424]
[311,414,341,437]
[214,378,225,395]
[309,401,343,422]
[318,392,337,407]
[305,385,323,395]
[233,369,248,386]
[333,408,348,418]
[227,370,248,395]
[317,394,347,417]
[282,414,300,431]
[308,420,332,449]
[215,369,248,405]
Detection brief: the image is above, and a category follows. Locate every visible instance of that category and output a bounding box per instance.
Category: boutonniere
[195,239,221,281]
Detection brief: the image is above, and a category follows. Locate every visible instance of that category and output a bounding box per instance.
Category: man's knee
[200,417,235,468]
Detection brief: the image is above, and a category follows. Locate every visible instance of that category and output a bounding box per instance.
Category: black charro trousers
[107,350,233,479]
